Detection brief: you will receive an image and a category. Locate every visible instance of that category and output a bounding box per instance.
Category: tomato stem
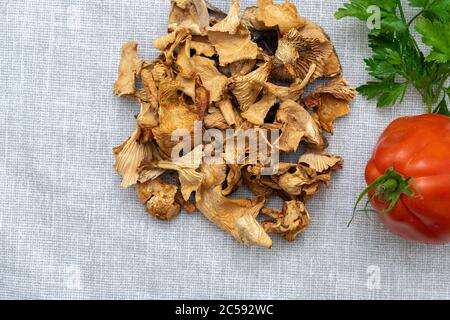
[380,179,399,193]
[349,168,418,227]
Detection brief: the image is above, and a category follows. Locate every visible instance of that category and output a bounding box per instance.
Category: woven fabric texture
[0,0,449,299]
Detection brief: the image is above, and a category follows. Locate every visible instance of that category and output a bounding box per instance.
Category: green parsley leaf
[365,33,404,78]
[357,78,407,108]
[335,0,398,20]
[410,0,450,22]
[337,0,450,113]
[381,15,408,33]
[409,0,430,7]
[416,17,450,63]
[364,58,399,78]
[335,0,407,33]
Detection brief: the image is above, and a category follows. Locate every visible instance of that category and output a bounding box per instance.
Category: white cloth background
[1,0,449,300]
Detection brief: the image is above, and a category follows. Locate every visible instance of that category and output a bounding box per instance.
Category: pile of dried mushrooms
[113,0,355,248]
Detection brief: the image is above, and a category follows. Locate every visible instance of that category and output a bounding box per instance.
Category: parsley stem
[407,10,424,27]
[397,1,407,25]
[434,73,450,106]
[418,88,434,114]
[398,1,421,53]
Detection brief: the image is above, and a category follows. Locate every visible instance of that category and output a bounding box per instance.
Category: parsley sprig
[336,0,450,114]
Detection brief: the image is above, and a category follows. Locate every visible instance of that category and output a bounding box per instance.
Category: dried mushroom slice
[138,164,165,184]
[276,156,343,202]
[113,127,153,188]
[262,200,311,241]
[191,36,216,57]
[136,69,160,143]
[175,74,196,100]
[274,28,332,82]
[168,0,210,36]
[216,97,243,127]
[245,162,300,199]
[207,0,241,33]
[194,75,211,116]
[241,70,314,126]
[229,59,257,76]
[157,161,204,202]
[298,151,343,173]
[176,39,195,77]
[154,31,178,52]
[277,165,332,197]
[242,165,274,198]
[311,75,356,102]
[138,145,204,201]
[136,100,159,144]
[296,19,341,77]
[152,79,202,157]
[176,39,228,103]
[192,55,228,103]
[204,111,229,129]
[207,0,259,66]
[176,190,197,214]
[256,0,306,35]
[195,164,272,248]
[140,68,159,100]
[152,61,174,83]
[264,81,304,102]
[276,100,326,152]
[136,179,181,220]
[241,93,277,125]
[230,61,272,111]
[154,28,190,64]
[242,6,267,31]
[222,164,242,196]
[304,75,356,133]
[114,42,143,97]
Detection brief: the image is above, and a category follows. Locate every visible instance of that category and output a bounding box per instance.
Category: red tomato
[364,114,450,244]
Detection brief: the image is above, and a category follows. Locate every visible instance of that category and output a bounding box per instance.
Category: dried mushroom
[298,151,343,173]
[222,164,243,196]
[207,0,260,66]
[229,61,272,111]
[276,153,343,202]
[136,179,181,220]
[204,111,229,129]
[276,100,326,152]
[256,0,306,35]
[190,36,216,57]
[189,55,228,102]
[195,164,272,248]
[296,19,342,78]
[168,0,210,36]
[113,0,355,248]
[241,93,277,125]
[262,201,311,241]
[274,29,330,82]
[113,126,153,188]
[152,79,205,157]
[114,42,143,97]
[216,97,243,127]
[304,75,356,133]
